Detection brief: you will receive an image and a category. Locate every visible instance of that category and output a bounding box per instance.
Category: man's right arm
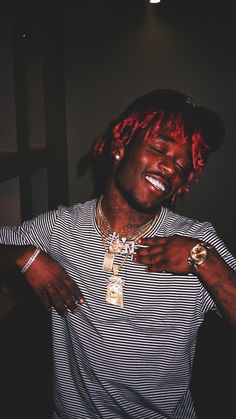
[0,244,84,317]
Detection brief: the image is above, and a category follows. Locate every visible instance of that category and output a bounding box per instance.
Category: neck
[99,190,160,238]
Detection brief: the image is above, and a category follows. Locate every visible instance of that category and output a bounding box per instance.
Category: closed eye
[150,146,165,155]
[175,162,190,178]
[176,162,185,171]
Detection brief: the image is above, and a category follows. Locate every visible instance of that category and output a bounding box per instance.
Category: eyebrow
[156,134,176,143]
[155,135,193,162]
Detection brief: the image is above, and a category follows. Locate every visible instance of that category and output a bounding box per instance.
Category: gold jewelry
[21,247,41,273]
[97,195,157,241]
[188,241,214,272]
[96,196,159,308]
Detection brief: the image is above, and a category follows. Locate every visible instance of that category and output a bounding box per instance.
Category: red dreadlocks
[93,110,211,196]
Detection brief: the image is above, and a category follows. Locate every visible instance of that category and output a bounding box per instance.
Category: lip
[144,173,171,195]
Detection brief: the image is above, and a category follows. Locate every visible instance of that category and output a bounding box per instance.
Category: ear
[113,146,125,162]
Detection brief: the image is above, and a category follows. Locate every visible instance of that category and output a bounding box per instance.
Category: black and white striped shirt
[1,199,236,418]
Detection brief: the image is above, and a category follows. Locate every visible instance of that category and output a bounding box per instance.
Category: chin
[123,190,164,214]
[114,175,169,214]
[137,200,163,214]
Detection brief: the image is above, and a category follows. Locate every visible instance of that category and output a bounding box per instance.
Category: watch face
[190,244,208,263]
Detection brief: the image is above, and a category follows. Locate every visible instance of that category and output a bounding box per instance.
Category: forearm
[0,243,84,316]
[0,244,36,272]
[197,248,236,328]
[135,234,236,327]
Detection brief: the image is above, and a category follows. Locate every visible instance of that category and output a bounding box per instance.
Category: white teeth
[145,176,165,192]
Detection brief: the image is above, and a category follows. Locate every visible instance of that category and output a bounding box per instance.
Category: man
[1,89,236,418]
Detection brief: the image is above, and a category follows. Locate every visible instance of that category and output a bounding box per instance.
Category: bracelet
[21,248,41,273]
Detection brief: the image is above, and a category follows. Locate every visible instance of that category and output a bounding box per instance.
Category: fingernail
[72,308,78,314]
[79,297,85,304]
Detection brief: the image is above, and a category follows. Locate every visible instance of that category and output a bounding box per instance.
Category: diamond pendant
[105,265,125,308]
[109,235,125,254]
[102,251,115,272]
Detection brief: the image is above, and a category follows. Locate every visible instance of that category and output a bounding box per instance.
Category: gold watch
[188,241,214,272]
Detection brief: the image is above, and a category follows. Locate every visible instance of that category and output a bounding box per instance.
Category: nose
[158,158,175,178]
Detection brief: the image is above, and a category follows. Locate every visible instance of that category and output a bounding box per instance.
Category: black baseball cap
[121,89,225,152]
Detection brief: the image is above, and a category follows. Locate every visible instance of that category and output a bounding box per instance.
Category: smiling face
[93,108,210,205]
[112,131,193,214]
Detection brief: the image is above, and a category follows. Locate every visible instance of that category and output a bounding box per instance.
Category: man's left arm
[134,234,236,328]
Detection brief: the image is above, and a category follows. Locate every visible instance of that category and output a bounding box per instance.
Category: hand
[134,235,198,274]
[23,249,84,316]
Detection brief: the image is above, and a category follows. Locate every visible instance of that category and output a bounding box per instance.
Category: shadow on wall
[77,148,120,201]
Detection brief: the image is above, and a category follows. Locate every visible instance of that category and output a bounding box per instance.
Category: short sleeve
[0,209,59,253]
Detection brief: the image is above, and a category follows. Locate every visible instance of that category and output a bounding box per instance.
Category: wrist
[188,241,215,273]
[15,246,38,270]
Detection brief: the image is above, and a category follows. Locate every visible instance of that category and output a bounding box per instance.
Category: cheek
[117,156,142,179]
[171,175,186,195]
[126,152,150,174]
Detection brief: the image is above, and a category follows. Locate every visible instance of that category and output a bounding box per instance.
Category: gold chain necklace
[96,196,159,308]
[97,195,156,241]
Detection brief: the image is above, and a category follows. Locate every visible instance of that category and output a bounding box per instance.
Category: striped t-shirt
[1,199,236,419]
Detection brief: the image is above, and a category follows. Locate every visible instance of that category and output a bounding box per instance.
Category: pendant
[108,233,135,256]
[109,235,125,254]
[102,251,114,272]
[106,272,125,308]
[124,240,135,255]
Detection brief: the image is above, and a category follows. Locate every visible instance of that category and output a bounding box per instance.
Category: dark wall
[64,0,236,254]
[2,0,235,252]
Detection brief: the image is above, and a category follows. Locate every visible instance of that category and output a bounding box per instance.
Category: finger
[136,246,162,258]
[36,287,51,311]
[135,249,164,264]
[147,263,168,273]
[137,237,168,247]
[63,275,85,304]
[56,281,80,314]
[46,283,69,317]
[136,241,168,258]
